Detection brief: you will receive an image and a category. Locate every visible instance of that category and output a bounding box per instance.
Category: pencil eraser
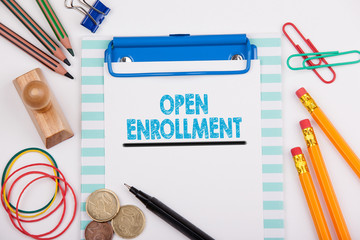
[296,87,308,98]
[291,147,303,157]
[299,119,312,130]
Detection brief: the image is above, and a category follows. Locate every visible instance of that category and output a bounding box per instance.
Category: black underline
[123,141,247,147]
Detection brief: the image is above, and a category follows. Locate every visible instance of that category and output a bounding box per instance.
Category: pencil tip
[67,48,75,57]
[64,58,71,66]
[65,72,74,79]
[124,183,131,190]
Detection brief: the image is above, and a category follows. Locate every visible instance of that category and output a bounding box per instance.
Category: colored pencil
[1,0,71,66]
[291,147,331,240]
[300,119,351,239]
[0,22,73,79]
[297,87,360,179]
[36,0,74,56]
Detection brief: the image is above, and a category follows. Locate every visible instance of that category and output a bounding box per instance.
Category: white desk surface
[0,0,359,239]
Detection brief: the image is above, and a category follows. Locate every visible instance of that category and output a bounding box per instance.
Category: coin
[85,221,113,240]
[111,205,146,239]
[86,189,120,222]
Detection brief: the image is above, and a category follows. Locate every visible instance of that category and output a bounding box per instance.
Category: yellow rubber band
[2,149,59,218]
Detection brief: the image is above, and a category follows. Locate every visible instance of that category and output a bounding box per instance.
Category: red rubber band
[1,164,68,223]
[15,174,67,238]
[16,172,76,239]
[12,172,67,237]
[1,164,77,240]
[15,173,76,240]
[2,173,67,239]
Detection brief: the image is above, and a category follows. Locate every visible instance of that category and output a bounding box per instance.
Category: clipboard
[80,33,284,240]
[104,33,263,239]
[105,34,257,77]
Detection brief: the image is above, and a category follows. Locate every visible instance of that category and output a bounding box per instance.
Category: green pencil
[36,0,74,56]
[1,0,71,65]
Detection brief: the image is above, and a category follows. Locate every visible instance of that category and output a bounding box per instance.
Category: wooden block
[13,68,74,148]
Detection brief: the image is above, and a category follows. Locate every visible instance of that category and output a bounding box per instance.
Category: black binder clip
[65,0,110,33]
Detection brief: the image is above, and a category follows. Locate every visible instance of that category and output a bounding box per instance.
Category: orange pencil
[300,119,350,239]
[290,147,331,240]
[0,22,73,79]
[1,0,70,65]
[296,87,360,179]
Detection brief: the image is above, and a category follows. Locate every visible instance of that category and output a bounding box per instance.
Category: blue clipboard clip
[105,34,257,77]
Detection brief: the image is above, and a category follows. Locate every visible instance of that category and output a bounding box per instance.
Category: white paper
[104,60,263,239]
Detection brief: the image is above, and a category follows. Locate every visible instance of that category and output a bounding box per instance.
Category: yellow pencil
[297,87,360,179]
[291,147,331,240]
[300,119,350,239]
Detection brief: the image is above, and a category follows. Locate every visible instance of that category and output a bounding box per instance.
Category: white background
[0,0,359,239]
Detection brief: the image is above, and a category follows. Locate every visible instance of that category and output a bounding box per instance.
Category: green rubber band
[1,148,60,214]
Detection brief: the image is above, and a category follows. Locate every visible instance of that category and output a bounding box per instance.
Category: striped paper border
[81,34,283,240]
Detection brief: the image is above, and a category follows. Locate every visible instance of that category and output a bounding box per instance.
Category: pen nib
[124,183,131,190]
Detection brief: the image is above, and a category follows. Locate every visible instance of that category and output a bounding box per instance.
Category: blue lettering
[175,119,184,139]
[137,120,150,140]
[196,94,208,114]
[160,95,174,115]
[220,118,232,138]
[183,119,191,139]
[233,117,242,138]
[127,119,136,140]
[185,94,195,114]
[151,119,161,139]
[175,95,185,115]
[160,119,174,139]
[192,118,209,139]
[209,117,219,138]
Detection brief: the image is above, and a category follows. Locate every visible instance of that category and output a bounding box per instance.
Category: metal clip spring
[64,0,106,26]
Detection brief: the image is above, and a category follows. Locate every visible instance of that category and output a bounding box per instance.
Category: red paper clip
[282,22,336,84]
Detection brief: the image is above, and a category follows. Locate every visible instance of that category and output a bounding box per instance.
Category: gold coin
[86,189,120,222]
[111,205,146,239]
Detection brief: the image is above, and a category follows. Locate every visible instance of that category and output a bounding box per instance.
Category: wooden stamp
[13,68,74,148]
